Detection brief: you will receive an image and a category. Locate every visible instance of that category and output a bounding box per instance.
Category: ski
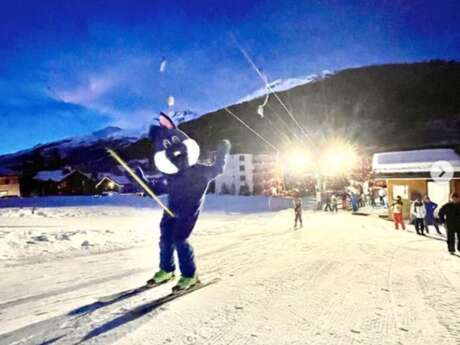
[131,277,220,315]
[172,277,220,295]
[80,278,221,343]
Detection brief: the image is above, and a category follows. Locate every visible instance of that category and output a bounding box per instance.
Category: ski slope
[0,198,459,345]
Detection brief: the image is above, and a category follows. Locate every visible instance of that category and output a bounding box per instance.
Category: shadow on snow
[68,285,153,317]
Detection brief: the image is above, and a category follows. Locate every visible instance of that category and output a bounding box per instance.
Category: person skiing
[390,196,405,230]
[369,190,376,208]
[378,188,386,206]
[438,193,460,255]
[331,194,338,213]
[351,192,359,212]
[342,192,349,210]
[134,113,231,290]
[316,190,322,211]
[324,195,333,212]
[293,197,303,229]
[423,196,442,235]
[411,197,426,235]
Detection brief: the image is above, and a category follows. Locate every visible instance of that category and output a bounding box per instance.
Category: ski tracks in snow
[1,211,459,345]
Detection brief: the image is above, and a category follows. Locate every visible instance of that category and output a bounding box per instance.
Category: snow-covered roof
[372,148,460,173]
[34,169,91,182]
[34,170,66,182]
[97,173,131,186]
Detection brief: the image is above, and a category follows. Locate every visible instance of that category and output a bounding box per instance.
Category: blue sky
[1,0,459,154]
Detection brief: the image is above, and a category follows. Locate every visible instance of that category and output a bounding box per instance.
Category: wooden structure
[34,169,95,195]
[0,167,21,197]
[95,173,132,194]
[372,149,460,219]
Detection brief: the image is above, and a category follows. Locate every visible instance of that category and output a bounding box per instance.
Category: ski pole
[106,147,175,217]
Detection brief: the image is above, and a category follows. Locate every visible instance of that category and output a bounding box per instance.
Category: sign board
[393,185,409,199]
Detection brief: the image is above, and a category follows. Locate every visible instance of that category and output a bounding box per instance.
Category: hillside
[181,60,460,154]
[1,60,459,174]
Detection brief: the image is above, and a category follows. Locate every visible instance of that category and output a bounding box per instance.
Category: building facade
[34,169,95,195]
[95,173,133,194]
[214,153,284,196]
[214,154,254,195]
[0,167,21,197]
[372,148,460,219]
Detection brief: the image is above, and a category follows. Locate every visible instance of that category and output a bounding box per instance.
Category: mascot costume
[136,113,231,291]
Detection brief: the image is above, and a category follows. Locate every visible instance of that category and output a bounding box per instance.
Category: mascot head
[149,113,200,175]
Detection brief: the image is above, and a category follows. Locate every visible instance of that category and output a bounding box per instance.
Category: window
[239,155,245,161]
[240,176,246,182]
[239,165,245,171]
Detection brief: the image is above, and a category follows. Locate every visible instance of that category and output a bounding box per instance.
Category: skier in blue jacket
[135,113,230,291]
[423,196,442,235]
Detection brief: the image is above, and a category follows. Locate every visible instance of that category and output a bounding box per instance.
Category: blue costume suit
[143,146,228,278]
[424,200,438,225]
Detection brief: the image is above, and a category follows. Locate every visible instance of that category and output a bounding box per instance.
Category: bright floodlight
[286,149,311,172]
[320,143,358,175]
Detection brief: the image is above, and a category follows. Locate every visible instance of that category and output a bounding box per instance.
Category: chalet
[372,148,460,219]
[0,167,21,197]
[34,169,95,195]
[95,173,132,194]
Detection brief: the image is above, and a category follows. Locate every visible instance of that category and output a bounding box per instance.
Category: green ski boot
[173,275,200,291]
[147,269,175,286]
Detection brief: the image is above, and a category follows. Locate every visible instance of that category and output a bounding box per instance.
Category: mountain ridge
[1,60,459,175]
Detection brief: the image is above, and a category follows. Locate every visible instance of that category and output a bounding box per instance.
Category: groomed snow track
[0,210,459,345]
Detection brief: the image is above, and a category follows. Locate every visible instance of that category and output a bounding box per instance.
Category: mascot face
[150,113,200,175]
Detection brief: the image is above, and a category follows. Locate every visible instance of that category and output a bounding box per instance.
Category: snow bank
[0,195,311,264]
[0,207,157,264]
[0,194,304,212]
[0,195,160,210]
[0,225,149,263]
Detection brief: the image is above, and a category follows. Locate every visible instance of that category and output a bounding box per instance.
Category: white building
[214,153,284,195]
[215,154,254,195]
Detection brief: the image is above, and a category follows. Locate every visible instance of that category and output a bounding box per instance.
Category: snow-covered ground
[0,195,295,264]
[0,196,459,345]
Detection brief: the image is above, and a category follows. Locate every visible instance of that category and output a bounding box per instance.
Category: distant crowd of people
[319,189,385,214]
[391,193,460,255]
[294,189,460,255]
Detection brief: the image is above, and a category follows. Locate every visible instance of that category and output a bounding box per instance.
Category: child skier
[135,113,230,291]
[391,196,405,230]
[293,197,303,229]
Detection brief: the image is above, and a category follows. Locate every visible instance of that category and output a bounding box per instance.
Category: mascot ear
[159,112,176,129]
